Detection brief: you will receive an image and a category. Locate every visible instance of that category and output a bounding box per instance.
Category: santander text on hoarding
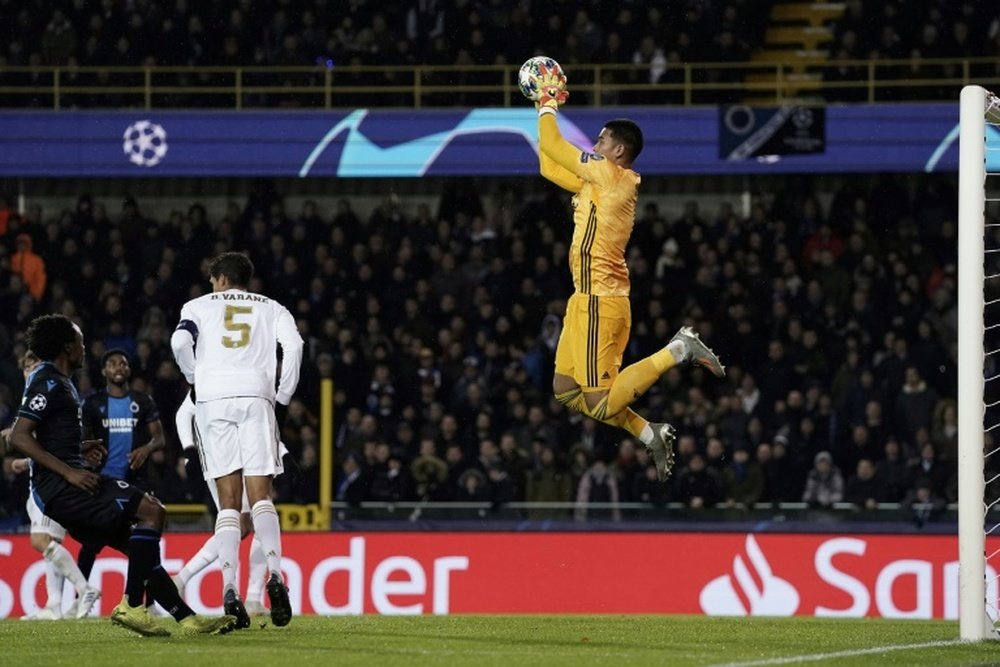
[0,532,984,619]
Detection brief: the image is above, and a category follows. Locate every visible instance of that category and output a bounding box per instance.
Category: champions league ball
[518,56,565,101]
[123,120,168,167]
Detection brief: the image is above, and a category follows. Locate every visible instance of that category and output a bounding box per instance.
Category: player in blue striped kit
[76,348,165,609]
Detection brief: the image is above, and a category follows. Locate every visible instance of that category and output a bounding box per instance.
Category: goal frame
[958,84,996,641]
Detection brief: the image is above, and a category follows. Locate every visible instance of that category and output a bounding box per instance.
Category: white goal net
[958,84,1000,641]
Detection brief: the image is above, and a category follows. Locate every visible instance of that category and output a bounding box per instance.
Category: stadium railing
[1,58,999,109]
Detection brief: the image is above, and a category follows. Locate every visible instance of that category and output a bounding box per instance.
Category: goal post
[958,84,998,641]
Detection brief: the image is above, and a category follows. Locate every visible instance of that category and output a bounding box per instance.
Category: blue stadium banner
[0,104,963,177]
[718,105,825,160]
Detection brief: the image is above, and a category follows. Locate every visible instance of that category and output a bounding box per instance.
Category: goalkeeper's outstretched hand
[535,64,568,110]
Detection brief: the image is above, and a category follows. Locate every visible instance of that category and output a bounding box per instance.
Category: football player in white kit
[170,252,303,628]
[172,391,288,618]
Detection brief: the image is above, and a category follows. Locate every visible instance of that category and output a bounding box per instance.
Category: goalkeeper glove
[535,64,568,110]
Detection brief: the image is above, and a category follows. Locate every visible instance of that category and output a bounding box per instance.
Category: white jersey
[171,289,303,404]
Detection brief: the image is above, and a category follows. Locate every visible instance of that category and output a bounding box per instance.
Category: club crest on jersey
[116,480,130,489]
[130,401,140,413]
[28,394,47,411]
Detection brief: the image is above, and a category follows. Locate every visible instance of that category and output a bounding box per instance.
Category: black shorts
[41,476,147,552]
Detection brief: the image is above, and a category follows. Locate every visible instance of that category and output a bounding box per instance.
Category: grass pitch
[0,614,995,666]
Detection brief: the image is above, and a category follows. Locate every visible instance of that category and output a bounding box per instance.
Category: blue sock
[126,527,161,607]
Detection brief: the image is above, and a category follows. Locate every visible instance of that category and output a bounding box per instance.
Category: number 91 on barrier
[277,503,328,531]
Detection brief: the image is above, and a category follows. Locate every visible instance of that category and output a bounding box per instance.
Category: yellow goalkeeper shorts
[554,293,631,390]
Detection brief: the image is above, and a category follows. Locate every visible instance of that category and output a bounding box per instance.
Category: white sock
[666,339,687,362]
[43,541,89,595]
[43,560,64,611]
[638,424,654,445]
[214,509,242,594]
[250,500,282,578]
[177,534,220,585]
[246,535,266,603]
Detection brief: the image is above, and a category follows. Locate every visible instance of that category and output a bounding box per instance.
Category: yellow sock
[604,352,675,417]
[602,407,648,439]
[560,387,648,440]
[651,347,678,374]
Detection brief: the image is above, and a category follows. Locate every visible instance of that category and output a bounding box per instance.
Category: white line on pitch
[707,639,968,667]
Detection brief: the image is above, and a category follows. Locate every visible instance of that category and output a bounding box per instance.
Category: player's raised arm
[539,148,582,193]
[522,58,580,192]
[538,110,589,182]
[538,118,582,193]
[533,72,584,192]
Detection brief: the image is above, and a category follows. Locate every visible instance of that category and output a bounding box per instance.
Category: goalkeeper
[532,67,725,482]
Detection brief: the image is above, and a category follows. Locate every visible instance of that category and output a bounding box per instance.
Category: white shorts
[195,397,283,479]
[200,440,289,513]
[26,494,66,541]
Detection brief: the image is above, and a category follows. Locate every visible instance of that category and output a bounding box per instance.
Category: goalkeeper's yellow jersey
[537,113,639,298]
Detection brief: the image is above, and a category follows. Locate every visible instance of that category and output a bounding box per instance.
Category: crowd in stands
[0,169,975,525]
[0,0,768,69]
[3,0,1000,108]
[1,0,775,107]
[826,1,1000,101]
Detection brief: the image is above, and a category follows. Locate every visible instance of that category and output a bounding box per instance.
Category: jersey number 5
[223,305,253,348]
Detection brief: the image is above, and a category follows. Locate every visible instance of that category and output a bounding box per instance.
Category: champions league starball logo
[123,120,168,167]
[28,394,46,412]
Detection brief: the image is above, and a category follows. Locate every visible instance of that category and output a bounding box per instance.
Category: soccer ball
[518,56,565,101]
[123,120,168,167]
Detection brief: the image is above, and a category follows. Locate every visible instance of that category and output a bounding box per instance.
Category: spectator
[454,468,490,503]
[844,458,881,510]
[875,438,910,503]
[802,451,844,508]
[904,481,946,528]
[894,367,940,445]
[610,439,641,502]
[574,458,620,521]
[498,432,528,501]
[721,445,764,509]
[633,462,670,507]
[930,399,958,464]
[834,424,881,480]
[411,438,449,502]
[290,443,320,504]
[336,452,369,508]
[369,448,414,502]
[525,444,573,519]
[486,460,517,507]
[11,233,46,302]
[673,452,724,510]
[907,442,950,500]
